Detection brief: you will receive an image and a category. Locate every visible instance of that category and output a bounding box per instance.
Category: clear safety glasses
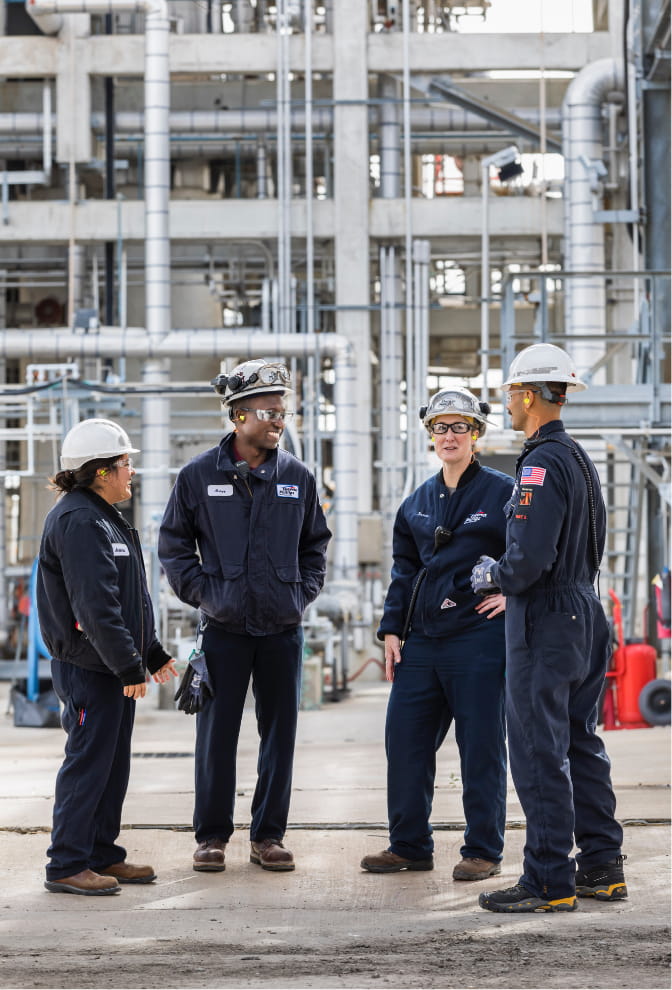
[239,407,294,423]
[430,422,472,435]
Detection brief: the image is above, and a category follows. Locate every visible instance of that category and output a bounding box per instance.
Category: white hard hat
[502,343,587,391]
[60,418,139,471]
[420,387,492,437]
[211,359,293,405]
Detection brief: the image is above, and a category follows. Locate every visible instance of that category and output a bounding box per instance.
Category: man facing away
[159,359,331,873]
[470,343,626,913]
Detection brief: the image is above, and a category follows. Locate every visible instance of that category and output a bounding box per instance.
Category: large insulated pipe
[0,329,359,580]
[1,106,562,139]
[27,0,172,544]
[562,57,623,379]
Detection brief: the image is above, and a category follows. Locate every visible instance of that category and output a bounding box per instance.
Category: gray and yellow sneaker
[479,883,578,913]
[576,855,627,901]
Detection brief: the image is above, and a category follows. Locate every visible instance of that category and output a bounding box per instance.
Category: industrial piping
[562,57,624,378]
[26,0,172,543]
[0,328,359,582]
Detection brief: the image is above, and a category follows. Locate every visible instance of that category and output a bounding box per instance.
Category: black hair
[49,455,120,495]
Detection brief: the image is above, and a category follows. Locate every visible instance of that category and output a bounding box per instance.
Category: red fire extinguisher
[603,590,658,730]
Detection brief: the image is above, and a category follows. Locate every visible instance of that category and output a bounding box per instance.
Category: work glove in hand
[470,555,500,595]
[174,649,213,714]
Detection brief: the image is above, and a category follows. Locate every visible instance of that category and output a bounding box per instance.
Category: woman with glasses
[361,387,514,882]
[37,419,177,896]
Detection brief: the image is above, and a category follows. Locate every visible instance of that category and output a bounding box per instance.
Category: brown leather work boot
[193,838,227,872]
[100,861,157,884]
[452,857,502,881]
[360,849,434,873]
[250,838,295,871]
[44,869,121,895]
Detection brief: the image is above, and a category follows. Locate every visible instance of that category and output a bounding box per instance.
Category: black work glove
[174,649,213,714]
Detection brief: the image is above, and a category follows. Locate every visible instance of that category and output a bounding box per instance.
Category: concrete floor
[0,678,670,989]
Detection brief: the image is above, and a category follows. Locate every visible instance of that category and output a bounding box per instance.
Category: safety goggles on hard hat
[211,362,290,397]
[428,393,479,416]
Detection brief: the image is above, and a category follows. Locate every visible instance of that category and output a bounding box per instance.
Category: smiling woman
[36,418,177,897]
[361,385,515,881]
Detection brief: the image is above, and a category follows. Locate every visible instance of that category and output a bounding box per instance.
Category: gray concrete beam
[367,31,612,73]
[0,31,609,78]
[0,197,562,243]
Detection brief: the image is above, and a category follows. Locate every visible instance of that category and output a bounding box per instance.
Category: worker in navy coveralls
[471,343,626,913]
[158,360,331,873]
[361,388,513,880]
[37,419,177,896]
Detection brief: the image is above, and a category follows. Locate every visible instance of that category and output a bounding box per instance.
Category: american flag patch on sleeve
[521,465,547,486]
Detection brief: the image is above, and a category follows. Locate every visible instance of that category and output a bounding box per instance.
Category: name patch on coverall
[277,484,299,499]
[112,543,130,556]
[208,485,234,497]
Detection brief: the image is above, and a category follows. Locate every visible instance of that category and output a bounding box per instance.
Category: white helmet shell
[502,343,587,391]
[211,358,293,405]
[420,387,492,436]
[60,419,139,471]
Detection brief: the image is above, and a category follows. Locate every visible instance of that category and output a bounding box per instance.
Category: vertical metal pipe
[42,82,52,179]
[276,0,292,334]
[412,239,430,488]
[401,0,415,492]
[104,12,115,327]
[480,160,490,404]
[304,0,315,338]
[256,143,268,199]
[141,0,172,544]
[331,340,358,581]
[378,77,400,199]
[562,58,622,379]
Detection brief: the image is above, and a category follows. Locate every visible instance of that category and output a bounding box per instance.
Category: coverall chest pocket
[267,492,305,565]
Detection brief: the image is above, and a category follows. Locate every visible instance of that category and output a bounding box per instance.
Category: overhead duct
[562,57,624,379]
[0,328,359,581]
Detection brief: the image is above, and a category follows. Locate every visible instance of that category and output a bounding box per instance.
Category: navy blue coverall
[378,461,513,863]
[158,433,331,845]
[490,420,623,899]
[37,488,171,881]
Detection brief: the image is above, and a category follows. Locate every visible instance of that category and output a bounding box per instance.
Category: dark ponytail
[48,456,118,495]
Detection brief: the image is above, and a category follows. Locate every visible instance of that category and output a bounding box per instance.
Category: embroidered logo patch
[111,542,130,556]
[521,466,546,486]
[440,598,457,609]
[208,485,233,497]
[277,484,299,499]
[519,490,533,506]
[464,510,487,525]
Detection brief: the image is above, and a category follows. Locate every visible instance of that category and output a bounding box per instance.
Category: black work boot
[479,883,577,913]
[576,855,627,901]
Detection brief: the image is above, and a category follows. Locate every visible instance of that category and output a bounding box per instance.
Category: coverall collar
[215,431,279,480]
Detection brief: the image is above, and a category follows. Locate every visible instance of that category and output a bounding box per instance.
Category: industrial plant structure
[0,0,669,679]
